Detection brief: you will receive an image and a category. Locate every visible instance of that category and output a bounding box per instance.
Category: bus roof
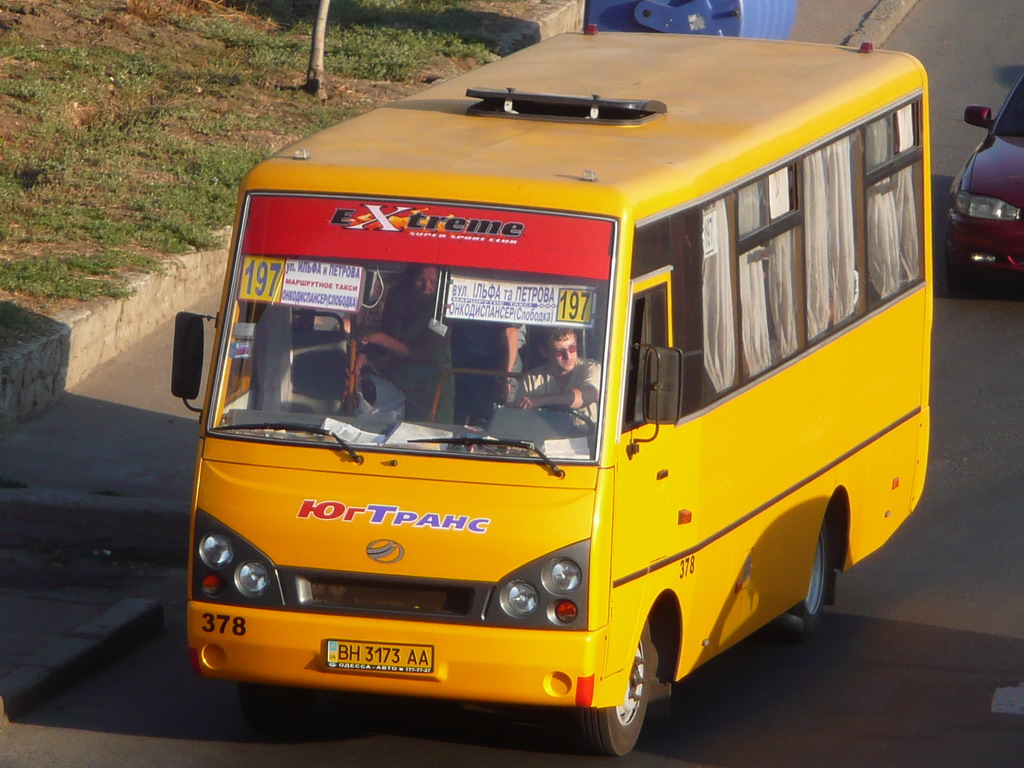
[244,32,927,220]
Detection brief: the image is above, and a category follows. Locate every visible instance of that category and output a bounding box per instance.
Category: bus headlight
[486,541,589,628]
[500,579,539,617]
[543,558,582,594]
[199,533,233,568]
[192,510,283,606]
[235,560,270,598]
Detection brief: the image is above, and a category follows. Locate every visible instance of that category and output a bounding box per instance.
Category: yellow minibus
[172,30,930,755]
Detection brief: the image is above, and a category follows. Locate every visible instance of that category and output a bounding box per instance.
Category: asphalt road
[4,0,1024,765]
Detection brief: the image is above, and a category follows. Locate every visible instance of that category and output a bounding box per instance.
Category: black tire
[575,623,656,756]
[777,527,829,642]
[237,682,317,740]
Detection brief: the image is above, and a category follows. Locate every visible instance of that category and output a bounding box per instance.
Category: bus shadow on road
[10,611,1024,766]
[639,611,1024,767]
[0,392,199,504]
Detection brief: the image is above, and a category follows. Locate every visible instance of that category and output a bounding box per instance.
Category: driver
[513,327,599,422]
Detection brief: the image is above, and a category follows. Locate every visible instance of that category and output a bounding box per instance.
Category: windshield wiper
[212,422,363,465]
[409,436,565,478]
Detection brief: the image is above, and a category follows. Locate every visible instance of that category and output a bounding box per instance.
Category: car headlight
[955,190,1020,220]
[235,561,270,597]
[500,580,539,617]
[199,533,233,568]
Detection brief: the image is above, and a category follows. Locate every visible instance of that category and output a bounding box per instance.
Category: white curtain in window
[865,117,893,170]
[768,168,792,219]
[767,231,798,360]
[896,105,915,154]
[740,234,798,378]
[740,247,772,377]
[804,149,831,338]
[867,178,901,300]
[868,165,920,300]
[826,138,858,322]
[896,165,921,283]
[804,136,857,338]
[702,200,736,392]
[737,182,765,237]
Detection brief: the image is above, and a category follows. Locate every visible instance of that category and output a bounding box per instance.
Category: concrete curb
[844,0,918,47]
[0,598,163,726]
[489,0,584,53]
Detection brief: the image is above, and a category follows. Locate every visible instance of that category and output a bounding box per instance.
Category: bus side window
[701,198,738,398]
[864,104,924,307]
[622,284,668,430]
[804,134,859,339]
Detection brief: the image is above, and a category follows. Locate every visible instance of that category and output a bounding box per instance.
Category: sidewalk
[0,0,919,727]
[0,498,184,723]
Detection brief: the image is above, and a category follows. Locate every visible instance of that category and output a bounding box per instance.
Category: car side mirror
[964,105,993,130]
[171,311,208,410]
[641,345,684,425]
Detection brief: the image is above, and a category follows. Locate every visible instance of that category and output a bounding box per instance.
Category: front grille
[299,576,473,616]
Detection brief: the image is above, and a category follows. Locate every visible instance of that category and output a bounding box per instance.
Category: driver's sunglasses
[551,344,577,359]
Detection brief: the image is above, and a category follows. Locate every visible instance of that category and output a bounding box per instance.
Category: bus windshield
[212,195,615,463]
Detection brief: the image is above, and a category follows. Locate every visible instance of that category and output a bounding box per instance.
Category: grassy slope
[0,0,502,337]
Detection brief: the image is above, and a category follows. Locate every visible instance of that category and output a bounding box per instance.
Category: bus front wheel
[575,623,656,755]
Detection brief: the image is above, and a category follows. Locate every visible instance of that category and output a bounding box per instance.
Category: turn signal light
[553,600,578,624]
[202,571,225,597]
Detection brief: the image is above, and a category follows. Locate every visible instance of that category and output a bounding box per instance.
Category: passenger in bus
[513,327,600,422]
[451,321,524,426]
[356,264,454,422]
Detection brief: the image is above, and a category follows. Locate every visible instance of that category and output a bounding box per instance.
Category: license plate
[326,639,435,674]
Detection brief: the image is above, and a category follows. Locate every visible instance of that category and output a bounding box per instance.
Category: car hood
[964,136,1024,208]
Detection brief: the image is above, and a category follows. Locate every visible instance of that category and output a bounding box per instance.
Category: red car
[946,74,1024,291]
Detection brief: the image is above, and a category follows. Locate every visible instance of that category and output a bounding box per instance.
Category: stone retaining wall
[0,245,227,427]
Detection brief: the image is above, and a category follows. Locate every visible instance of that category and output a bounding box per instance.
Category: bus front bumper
[188,601,612,708]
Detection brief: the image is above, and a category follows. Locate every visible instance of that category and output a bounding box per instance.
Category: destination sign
[446,276,594,327]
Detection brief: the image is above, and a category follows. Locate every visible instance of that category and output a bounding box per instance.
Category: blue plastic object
[583,0,796,40]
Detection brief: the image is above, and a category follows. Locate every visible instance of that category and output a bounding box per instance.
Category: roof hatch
[465,87,667,125]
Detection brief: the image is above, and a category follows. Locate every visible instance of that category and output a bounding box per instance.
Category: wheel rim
[804,534,825,615]
[615,639,645,726]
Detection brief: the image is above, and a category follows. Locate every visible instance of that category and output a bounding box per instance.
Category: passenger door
[607,269,700,678]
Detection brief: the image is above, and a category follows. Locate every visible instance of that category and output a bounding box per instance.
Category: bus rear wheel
[575,623,656,755]
[778,526,829,642]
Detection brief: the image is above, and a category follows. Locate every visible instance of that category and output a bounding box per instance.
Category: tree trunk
[304,0,331,99]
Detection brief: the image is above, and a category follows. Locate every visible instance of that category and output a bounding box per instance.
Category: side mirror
[642,345,684,425]
[964,105,993,130]
[171,311,207,407]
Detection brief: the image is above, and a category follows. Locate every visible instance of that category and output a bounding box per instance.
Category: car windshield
[995,77,1024,136]
[211,195,615,464]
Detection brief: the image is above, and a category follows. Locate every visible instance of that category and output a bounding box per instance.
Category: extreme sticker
[297,499,490,534]
[241,195,615,281]
[331,205,525,242]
